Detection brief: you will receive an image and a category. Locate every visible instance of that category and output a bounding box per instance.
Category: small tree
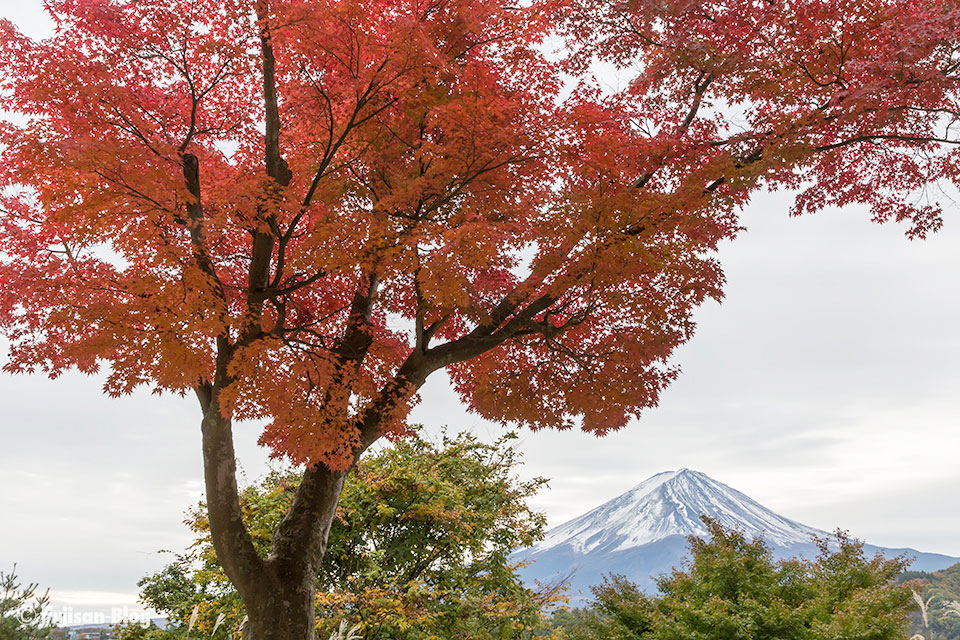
[0,565,52,640]
[132,431,560,639]
[557,518,917,640]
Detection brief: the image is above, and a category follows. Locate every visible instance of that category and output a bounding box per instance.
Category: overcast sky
[2,1,959,618]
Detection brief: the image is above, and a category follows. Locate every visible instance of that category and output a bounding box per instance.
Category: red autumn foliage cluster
[1,0,957,468]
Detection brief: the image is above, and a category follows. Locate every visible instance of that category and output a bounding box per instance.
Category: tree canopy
[554,518,918,640]
[2,0,958,468]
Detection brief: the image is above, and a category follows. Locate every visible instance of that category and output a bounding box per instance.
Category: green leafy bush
[125,430,562,639]
[554,517,917,640]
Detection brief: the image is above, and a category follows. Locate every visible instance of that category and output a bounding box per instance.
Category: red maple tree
[1,0,958,637]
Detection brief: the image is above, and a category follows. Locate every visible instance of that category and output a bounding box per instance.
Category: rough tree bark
[197,377,352,640]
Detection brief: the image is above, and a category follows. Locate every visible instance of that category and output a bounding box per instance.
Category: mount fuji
[514,469,960,602]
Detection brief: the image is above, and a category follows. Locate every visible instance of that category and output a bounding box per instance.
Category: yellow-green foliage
[127,430,562,640]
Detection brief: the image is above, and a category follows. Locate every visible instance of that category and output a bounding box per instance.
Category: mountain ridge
[516,469,960,601]
[532,468,826,554]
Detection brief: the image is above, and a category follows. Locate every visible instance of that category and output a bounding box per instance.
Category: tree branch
[193,369,264,599]
[181,153,227,303]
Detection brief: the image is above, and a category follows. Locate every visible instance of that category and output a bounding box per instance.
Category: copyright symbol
[16,608,39,625]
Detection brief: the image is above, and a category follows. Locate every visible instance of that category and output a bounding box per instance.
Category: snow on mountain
[531,468,826,554]
[516,469,960,601]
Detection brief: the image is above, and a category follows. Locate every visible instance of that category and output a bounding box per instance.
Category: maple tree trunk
[249,465,348,640]
[242,564,318,640]
[199,386,349,640]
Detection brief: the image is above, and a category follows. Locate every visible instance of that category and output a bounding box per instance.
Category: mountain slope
[532,469,824,554]
[516,469,960,602]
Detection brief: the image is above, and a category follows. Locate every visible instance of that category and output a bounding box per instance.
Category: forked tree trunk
[193,6,364,635]
[198,385,349,640]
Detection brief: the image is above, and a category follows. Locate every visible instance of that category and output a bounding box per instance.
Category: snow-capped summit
[532,468,825,555]
[516,469,960,601]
